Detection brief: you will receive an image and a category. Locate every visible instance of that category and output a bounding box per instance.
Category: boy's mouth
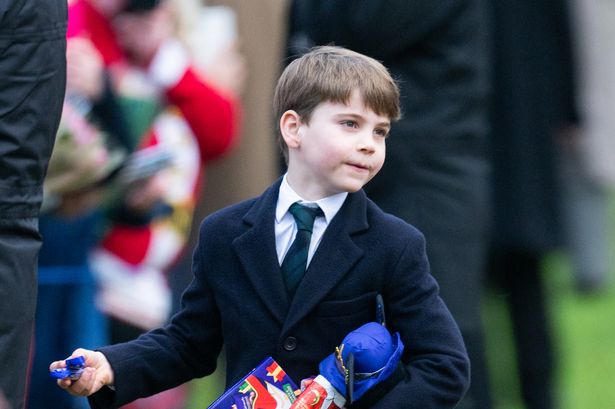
[346,162,370,171]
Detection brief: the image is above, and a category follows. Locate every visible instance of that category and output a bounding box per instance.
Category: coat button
[283,336,297,351]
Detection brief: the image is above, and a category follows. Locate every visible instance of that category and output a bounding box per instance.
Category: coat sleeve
[165,67,241,161]
[147,38,241,162]
[88,224,224,408]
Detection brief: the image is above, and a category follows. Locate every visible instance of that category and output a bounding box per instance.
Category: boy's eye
[374,128,389,137]
[341,120,358,128]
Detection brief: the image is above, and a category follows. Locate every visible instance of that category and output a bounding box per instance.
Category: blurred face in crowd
[111,1,174,66]
[89,0,130,17]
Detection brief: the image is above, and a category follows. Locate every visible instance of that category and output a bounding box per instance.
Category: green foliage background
[485,250,615,409]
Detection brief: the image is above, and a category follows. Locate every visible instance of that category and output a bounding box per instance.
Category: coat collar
[232,178,370,329]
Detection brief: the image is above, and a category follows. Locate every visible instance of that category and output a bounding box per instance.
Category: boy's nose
[357,133,377,153]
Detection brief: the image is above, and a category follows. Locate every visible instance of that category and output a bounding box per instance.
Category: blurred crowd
[20,0,615,409]
[30,0,244,408]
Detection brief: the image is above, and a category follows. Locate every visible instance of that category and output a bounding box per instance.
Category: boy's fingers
[56,378,73,390]
[71,348,89,358]
[71,348,97,367]
[73,368,94,396]
[49,360,65,371]
[66,367,95,396]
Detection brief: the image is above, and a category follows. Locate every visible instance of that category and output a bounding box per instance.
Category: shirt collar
[276,174,348,224]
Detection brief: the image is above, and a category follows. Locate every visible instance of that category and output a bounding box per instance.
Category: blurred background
[28,0,615,408]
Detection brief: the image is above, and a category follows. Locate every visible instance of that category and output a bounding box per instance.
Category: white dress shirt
[275,175,347,266]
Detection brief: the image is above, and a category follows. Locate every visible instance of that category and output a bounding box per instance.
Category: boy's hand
[50,349,115,396]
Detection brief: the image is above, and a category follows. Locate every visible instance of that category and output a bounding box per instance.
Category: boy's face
[283,90,390,200]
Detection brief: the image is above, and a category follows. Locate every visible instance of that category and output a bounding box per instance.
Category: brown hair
[274,46,401,164]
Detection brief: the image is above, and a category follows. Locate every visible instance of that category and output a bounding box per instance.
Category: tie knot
[289,202,322,232]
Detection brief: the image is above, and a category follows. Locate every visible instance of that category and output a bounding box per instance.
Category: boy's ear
[279,110,303,149]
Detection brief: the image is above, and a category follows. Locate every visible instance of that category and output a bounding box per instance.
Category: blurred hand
[0,390,9,409]
[124,172,167,214]
[66,37,105,101]
[554,123,582,153]
[113,4,174,67]
[55,189,103,218]
[51,348,114,397]
[200,39,247,99]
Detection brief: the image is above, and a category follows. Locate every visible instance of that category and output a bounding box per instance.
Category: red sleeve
[165,68,241,162]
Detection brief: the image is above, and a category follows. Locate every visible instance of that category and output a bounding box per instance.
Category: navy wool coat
[90,179,469,408]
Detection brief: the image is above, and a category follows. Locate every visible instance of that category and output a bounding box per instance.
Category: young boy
[52,46,470,408]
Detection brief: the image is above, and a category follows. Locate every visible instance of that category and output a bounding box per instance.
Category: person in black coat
[487,1,577,408]
[0,1,67,408]
[287,1,493,408]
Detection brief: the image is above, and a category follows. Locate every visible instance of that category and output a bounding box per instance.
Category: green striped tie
[282,202,323,297]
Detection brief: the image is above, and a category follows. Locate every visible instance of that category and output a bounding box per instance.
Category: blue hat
[319,322,404,402]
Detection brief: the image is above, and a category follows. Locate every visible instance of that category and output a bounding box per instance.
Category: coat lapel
[232,179,289,324]
[282,190,369,333]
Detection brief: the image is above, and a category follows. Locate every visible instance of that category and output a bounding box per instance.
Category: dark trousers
[0,219,42,408]
[490,250,555,409]
[0,1,67,407]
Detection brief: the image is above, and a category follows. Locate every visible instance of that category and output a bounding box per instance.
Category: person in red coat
[66,0,241,328]
[61,0,242,407]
